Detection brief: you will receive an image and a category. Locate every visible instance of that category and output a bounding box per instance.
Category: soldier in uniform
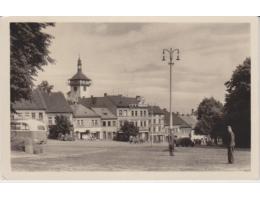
[168,130,175,156]
[227,125,235,164]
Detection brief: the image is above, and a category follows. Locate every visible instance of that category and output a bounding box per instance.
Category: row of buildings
[12,57,197,142]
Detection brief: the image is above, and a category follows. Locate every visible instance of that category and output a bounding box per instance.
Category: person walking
[227,125,235,164]
[168,130,175,156]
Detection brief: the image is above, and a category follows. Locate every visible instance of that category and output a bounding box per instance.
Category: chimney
[104,93,107,97]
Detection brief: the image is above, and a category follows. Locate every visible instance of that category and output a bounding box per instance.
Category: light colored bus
[11,119,48,145]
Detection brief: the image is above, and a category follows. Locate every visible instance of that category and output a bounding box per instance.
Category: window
[140,111,143,116]
[39,112,43,120]
[83,86,86,91]
[21,123,29,130]
[77,120,80,126]
[48,117,53,125]
[153,119,156,124]
[81,120,84,126]
[32,113,36,119]
[131,110,134,116]
[135,111,138,116]
[144,121,146,127]
[140,121,143,127]
[124,110,127,117]
[103,121,106,127]
[24,112,30,118]
[108,121,111,127]
[113,121,116,126]
[143,110,146,116]
[74,87,77,91]
[119,110,122,116]
[11,122,21,130]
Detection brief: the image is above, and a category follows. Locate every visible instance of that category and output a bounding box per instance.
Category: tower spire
[77,55,82,72]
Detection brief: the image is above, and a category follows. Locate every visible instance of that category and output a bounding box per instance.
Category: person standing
[227,125,235,164]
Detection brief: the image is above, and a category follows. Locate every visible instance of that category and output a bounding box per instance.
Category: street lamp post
[162,48,180,155]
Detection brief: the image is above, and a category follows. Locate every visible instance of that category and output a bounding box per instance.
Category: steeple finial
[77,55,82,71]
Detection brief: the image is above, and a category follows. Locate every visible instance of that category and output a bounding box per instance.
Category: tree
[10,23,55,112]
[195,97,224,143]
[37,80,54,93]
[117,121,139,141]
[224,58,251,148]
[48,115,73,139]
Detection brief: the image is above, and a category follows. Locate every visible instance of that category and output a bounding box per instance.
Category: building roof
[148,106,165,115]
[179,115,197,129]
[164,111,191,128]
[13,90,46,110]
[70,58,91,81]
[91,107,117,119]
[107,95,141,108]
[70,104,100,118]
[79,94,147,116]
[13,89,72,113]
[70,70,91,81]
[40,91,72,113]
[79,96,112,108]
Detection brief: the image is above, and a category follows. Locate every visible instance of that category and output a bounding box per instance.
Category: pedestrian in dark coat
[168,130,175,156]
[227,125,235,164]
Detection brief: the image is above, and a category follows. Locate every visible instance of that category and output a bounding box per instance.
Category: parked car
[176,137,194,147]
[11,119,48,150]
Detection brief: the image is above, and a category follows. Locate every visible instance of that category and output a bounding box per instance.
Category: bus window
[21,123,29,130]
[37,125,45,131]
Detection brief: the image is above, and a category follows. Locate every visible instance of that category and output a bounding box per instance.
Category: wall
[116,107,149,133]
[101,119,117,140]
[73,117,102,133]
[47,113,73,126]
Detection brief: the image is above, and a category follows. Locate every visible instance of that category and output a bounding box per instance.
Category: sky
[36,22,250,114]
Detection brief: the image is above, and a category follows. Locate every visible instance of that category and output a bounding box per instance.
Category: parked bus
[11,119,48,149]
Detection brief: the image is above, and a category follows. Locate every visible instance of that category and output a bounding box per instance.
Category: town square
[9,21,251,172]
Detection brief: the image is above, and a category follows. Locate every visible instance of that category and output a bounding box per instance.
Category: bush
[48,115,73,139]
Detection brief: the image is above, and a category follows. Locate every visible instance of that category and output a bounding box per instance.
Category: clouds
[37,22,250,113]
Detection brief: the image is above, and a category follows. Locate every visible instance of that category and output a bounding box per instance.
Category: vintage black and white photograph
[2,17,259,179]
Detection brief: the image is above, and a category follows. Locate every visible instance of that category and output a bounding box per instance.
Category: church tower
[68,57,92,102]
